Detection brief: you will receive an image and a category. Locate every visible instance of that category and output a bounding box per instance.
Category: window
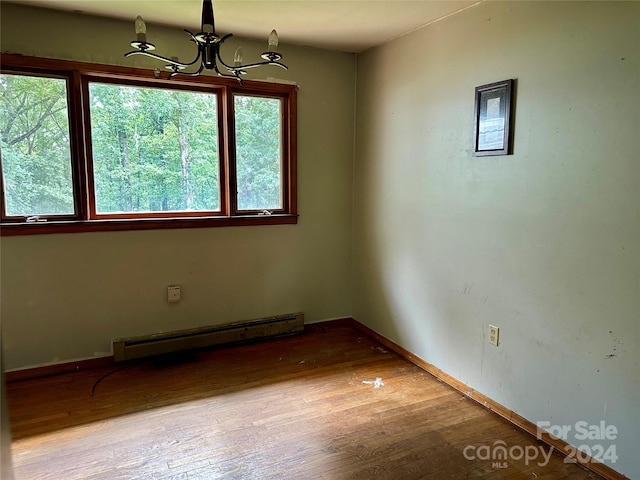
[234,95,283,212]
[88,82,221,216]
[0,73,75,218]
[0,54,297,235]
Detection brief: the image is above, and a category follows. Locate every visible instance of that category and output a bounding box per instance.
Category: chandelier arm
[213,33,245,73]
[168,63,205,78]
[182,30,211,67]
[218,33,234,44]
[211,60,243,83]
[124,28,206,69]
[213,48,286,73]
[234,60,288,71]
[214,40,287,72]
[125,49,200,68]
[214,49,238,73]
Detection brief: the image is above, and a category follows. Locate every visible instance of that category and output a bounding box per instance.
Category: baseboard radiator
[113,312,304,362]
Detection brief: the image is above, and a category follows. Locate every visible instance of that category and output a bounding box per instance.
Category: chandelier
[125,0,287,82]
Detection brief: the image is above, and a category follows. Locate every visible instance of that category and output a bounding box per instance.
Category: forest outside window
[88,82,222,217]
[0,54,297,235]
[1,73,76,218]
[234,94,283,212]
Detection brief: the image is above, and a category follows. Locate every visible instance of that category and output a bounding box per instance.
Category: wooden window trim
[230,91,292,215]
[0,215,298,236]
[0,53,298,236]
[82,77,227,220]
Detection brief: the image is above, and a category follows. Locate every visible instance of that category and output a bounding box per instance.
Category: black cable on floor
[90,351,203,396]
[90,363,135,396]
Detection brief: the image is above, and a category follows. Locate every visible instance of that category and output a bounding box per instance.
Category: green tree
[1,76,281,218]
[89,84,219,213]
[0,73,74,216]
[234,95,282,210]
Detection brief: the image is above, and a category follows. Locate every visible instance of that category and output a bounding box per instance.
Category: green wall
[0,3,356,369]
[2,1,639,478]
[353,2,639,477]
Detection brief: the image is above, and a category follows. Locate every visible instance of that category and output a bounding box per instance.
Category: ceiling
[9,0,480,53]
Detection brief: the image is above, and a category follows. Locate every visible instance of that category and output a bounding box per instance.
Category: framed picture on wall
[473,79,515,156]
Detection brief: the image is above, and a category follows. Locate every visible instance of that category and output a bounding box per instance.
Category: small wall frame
[473,79,515,156]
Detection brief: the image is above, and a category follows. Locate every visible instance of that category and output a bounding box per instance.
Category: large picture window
[88,82,221,216]
[0,54,297,235]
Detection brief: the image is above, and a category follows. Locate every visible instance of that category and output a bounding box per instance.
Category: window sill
[0,214,298,236]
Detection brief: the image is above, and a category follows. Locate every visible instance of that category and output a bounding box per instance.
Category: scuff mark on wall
[605,331,625,359]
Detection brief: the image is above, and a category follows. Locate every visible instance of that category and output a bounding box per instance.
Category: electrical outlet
[167,285,181,303]
[488,325,500,346]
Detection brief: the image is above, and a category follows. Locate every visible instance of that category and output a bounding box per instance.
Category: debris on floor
[362,377,384,389]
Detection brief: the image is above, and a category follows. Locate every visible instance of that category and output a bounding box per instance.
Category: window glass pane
[0,73,74,216]
[234,95,282,211]
[89,83,220,214]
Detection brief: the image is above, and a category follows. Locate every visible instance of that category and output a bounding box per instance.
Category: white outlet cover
[167,285,181,303]
[489,325,499,346]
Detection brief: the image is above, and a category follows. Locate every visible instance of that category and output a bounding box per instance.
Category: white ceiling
[9,0,480,53]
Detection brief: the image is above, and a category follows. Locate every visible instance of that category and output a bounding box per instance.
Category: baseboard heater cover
[112,312,304,362]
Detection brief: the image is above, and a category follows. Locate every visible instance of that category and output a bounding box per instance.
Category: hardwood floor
[7,325,599,479]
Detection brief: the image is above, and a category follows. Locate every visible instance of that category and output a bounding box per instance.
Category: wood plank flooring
[7,325,600,479]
